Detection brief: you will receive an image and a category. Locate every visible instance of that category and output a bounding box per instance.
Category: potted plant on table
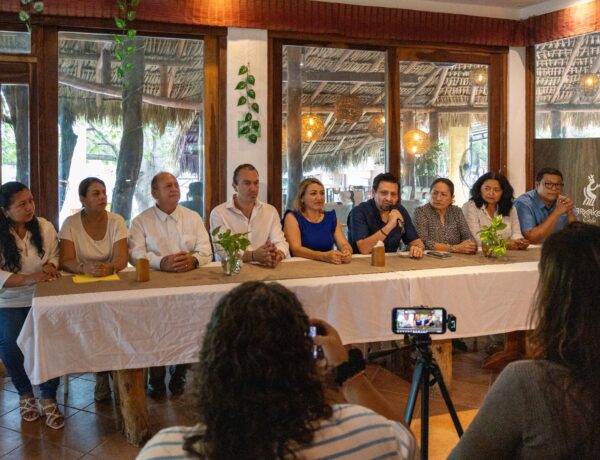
[211,226,251,275]
[479,215,508,258]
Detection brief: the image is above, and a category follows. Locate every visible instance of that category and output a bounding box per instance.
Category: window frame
[1,16,227,228]
[269,34,508,212]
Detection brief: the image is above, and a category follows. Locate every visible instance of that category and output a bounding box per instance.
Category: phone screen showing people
[309,325,325,359]
[392,307,447,334]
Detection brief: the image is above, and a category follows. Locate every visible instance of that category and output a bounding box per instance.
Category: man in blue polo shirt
[348,173,424,258]
[514,167,577,244]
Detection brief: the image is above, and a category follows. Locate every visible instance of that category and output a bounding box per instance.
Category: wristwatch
[335,348,366,385]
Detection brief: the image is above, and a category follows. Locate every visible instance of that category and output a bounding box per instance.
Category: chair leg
[63,374,69,398]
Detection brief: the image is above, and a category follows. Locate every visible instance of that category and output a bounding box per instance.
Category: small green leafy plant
[114,0,140,86]
[18,0,44,31]
[211,226,251,274]
[236,64,260,144]
[479,215,508,258]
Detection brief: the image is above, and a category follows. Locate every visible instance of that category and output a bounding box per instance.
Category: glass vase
[220,251,242,275]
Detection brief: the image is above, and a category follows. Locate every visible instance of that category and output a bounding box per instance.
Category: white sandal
[19,397,40,422]
[41,401,64,430]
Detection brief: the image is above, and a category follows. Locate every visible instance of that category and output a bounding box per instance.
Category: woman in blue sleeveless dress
[283,178,352,264]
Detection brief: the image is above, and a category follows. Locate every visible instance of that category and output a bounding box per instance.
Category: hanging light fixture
[367,113,385,138]
[580,73,599,94]
[469,66,488,86]
[301,113,325,142]
[281,126,287,152]
[403,128,431,156]
[334,95,363,122]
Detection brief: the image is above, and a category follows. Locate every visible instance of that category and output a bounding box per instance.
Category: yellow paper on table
[72,274,120,283]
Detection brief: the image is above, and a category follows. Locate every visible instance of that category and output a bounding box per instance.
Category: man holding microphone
[348,173,424,258]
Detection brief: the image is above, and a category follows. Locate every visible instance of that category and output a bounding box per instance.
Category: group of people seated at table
[0,162,581,435]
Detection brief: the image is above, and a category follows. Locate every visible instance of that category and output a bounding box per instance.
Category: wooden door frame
[268,36,508,212]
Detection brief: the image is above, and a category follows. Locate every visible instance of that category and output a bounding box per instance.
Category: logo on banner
[576,173,600,224]
[583,174,599,207]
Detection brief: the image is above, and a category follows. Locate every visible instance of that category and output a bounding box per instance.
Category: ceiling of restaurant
[426,0,546,6]
[316,0,588,19]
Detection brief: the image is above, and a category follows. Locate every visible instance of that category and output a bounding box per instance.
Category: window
[535,33,600,139]
[399,60,490,210]
[0,30,30,54]
[1,84,29,185]
[281,44,387,231]
[58,32,205,225]
[534,33,600,224]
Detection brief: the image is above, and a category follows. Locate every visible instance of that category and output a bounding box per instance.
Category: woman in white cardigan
[462,172,529,250]
[0,182,63,429]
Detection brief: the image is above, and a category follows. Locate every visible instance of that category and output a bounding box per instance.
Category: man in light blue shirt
[514,167,577,243]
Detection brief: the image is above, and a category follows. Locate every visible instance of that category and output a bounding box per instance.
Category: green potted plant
[211,226,251,275]
[479,215,508,258]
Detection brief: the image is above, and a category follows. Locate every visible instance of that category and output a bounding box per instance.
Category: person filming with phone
[137,281,418,460]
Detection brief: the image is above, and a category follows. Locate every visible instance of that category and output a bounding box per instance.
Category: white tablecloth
[18,258,538,384]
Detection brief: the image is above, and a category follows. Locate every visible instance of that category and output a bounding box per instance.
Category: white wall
[226,28,269,202]
[507,47,527,195]
[225,30,527,198]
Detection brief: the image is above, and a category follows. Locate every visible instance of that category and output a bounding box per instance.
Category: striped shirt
[136,404,418,460]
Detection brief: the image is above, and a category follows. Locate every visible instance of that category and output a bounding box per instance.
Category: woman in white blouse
[462,172,529,250]
[0,182,63,429]
[59,177,128,401]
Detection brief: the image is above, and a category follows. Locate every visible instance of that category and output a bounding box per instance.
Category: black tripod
[404,335,464,460]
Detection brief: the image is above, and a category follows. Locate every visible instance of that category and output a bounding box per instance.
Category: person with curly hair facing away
[450,222,600,459]
[462,172,529,250]
[0,182,64,429]
[137,281,418,460]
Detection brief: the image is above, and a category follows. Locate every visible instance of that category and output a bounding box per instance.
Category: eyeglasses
[541,181,564,190]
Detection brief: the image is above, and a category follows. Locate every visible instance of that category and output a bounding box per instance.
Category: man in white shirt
[210,164,289,268]
[128,172,212,398]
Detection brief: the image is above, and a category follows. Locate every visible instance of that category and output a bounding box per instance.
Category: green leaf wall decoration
[236,64,261,144]
[113,0,141,87]
[18,0,43,31]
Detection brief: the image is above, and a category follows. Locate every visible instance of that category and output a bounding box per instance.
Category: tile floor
[0,341,500,459]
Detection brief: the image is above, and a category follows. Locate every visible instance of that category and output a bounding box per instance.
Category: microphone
[397,219,404,234]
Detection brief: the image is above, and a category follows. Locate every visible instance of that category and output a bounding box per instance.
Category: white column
[507,47,527,195]
[226,28,269,202]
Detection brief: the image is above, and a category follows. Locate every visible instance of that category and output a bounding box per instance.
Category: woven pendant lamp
[469,67,488,86]
[334,95,363,122]
[367,113,385,138]
[402,128,431,156]
[580,73,599,94]
[301,114,325,142]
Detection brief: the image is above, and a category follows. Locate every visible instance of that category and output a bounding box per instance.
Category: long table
[17,249,540,444]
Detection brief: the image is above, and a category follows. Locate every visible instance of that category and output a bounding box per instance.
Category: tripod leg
[404,358,424,425]
[431,362,464,437]
[421,365,429,460]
